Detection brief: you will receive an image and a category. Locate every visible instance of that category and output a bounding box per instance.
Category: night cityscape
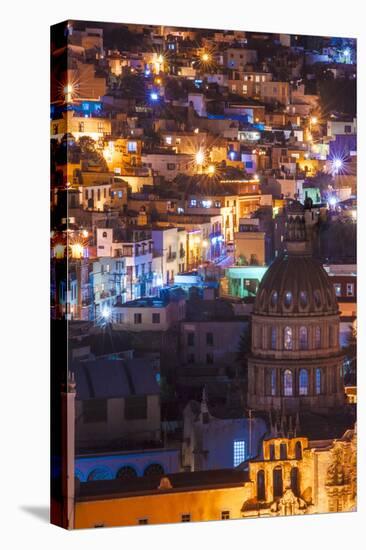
[50,20,357,529]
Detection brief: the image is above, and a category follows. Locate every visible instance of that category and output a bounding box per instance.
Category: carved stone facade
[74,428,357,527]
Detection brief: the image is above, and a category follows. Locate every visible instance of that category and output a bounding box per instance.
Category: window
[284,291,292,307]
[299,369,309,395]
[128,141,137,152]
[83,399,107,423]
[291,467,300,496]
[53,123,59,134]
[270,327,277,350]
[187,353,195,364]
[284,369,293,396]
[138,519,148,525]
[344,125,352,133]
[299,291,308,308]
[284,326,293,350]
[273,467,283,498]
[206,332,214,346]
[125,395,147,420]
[221,511,230,520]
[88,467,112,481]
[78,121,84,132]
[257,470,265,500]
[97,122,104,133]
[144,463,164,477]
[271,369,276,396]
[315,326,321,349]
[206,353,214,364]
[314,290,322,308]
[152,313,160,324]
[347,283,354,296]
[134,313,142,324]
[295,441,302,460]
[117,466,137,479]
[334,283,342,297]
[299,326,308,350]
[187,332,195,346]
[280,443,287,459]
[167,163,176,170]
[233,440,246,467]
[315,368,322,395]
[269,444,275,460]
[181,514,191,522]
[270,291,278,307]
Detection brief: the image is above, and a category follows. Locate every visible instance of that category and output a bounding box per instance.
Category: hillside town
[50,21,357,529]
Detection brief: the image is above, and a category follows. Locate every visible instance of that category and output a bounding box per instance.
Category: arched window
[116,466,138,480]
[144,463,165,477]
[273,467,283,498]
[87,467,113,481]
[256,325,263,348]
[271,369,276,396]
[271,291,278,308]
[315,326,321,349]
[313,290,321,308]
[284,326,293,350]
[315,368,322,395]
[270,327,277,350]
[295,441,302,460]
[284,291,293,307]
[284,369,293,396]
[299,291,308,308]
[290,467,300,496]
[280,443,287,459]
[299,369,308,395]
[257,470,265,501]
[299,326,308,350]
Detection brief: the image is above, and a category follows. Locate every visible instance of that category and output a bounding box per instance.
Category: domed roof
[254,253,338,316]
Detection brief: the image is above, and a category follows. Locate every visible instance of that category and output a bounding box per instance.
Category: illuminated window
[233,440,246,467]
[315,326,321,349]
[284,291,292,307]
[315,368,322,395]
[299,369,309,395]
[284,326,293,350]
[334,283,342,297]
[299,326,308,350]
[284,369,293,396]
[127,141,137,152]
[271,369,276,396]
[271,327,277,350]
[271,291,278,307]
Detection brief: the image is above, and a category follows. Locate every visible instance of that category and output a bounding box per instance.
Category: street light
[195,149,205,166]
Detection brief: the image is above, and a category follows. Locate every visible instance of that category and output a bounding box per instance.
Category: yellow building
[51,111,112,142]
[74,428,356,528]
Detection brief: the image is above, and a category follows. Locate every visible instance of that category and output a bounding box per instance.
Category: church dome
[254,253,338,317]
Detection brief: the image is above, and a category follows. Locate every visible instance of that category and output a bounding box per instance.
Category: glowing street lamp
[201,52,210,63]
[63,83,74,103]
[195,149,205,166]
[310,116,318,125]
[207,164,216,176]
[332,158,343,175]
